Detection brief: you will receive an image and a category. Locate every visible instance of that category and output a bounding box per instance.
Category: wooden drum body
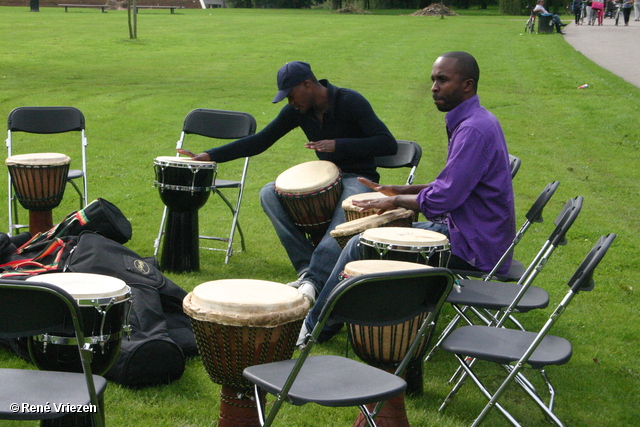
[330,208,415,249]
[183,279,309,427]
[26,273,132,376]
[6,153,71,235]
[274,160,343,245]
[154,156,217,272]
[343,260,432,427]
[360,227,451,268]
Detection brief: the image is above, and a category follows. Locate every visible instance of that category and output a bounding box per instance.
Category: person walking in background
[634,0,640,20]
[572,0,584,24]
[591,0,605,25]
[622,0,634,24]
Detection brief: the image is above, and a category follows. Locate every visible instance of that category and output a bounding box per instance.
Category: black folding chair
[6,106,89,234]
[426,194,581,362]
[0,278,107,427]
[375,140,422,185]
[153,108,257,264]
[438,234,616,427]
[243,268,454,427]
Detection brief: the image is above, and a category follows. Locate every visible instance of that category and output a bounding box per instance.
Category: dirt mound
[336,4,371,13]
[411,3,458,16]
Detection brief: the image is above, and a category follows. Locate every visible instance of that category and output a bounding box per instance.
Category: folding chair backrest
[525,180,560,224]
[319,268,453,329]
[508,154,521,179]
[567,233,616,293]
[181,108,257,141]
[375,140,422,185]
[549,196,583,247]
[8,106,85,136]
[0,278,82,339]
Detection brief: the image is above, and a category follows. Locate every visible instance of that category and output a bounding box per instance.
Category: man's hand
[352,195,400,215]
[176,149,212,162]
[305,140,336,153]
[357,177,404,196]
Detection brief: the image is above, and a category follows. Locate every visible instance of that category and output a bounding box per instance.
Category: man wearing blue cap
[178,61,397,303]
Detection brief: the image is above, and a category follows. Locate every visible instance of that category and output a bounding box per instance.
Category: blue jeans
[304,221,451,341]
[260,173,373,292]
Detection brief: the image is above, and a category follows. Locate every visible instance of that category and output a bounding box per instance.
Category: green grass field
[1,6,639,426]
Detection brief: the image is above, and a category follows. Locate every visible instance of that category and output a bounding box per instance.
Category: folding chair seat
[153,108,257,264]
[375,139,422,185]
[426,192,579,362]
[243,267,454,427]
[438,234,616,427]
[0,278,107,427]
[6,106,89,235]
[508,154,521,179]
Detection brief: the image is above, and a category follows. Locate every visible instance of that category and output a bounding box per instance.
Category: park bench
[135,5,184,13]
[59,4,110,12]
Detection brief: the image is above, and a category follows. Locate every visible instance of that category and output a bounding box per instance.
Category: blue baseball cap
[272,61,314,103]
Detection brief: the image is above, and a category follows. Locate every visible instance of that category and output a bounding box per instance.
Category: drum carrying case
[64,231,197,388]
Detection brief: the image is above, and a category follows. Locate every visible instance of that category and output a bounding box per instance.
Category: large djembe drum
[6,153,71,235]
[330,208,416,249]
[274,160,343,246]
[340,260,433,427]
[26,272,132,376]
[183,279,309,427]
[154,156,217,272]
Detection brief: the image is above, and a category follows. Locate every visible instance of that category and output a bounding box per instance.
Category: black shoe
[560,23,568,27]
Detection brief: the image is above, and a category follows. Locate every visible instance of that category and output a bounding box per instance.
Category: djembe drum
[183,279,309,427]
[360,227,451,268]
[358,228,450,401]
[341,260,432,427]
[330,208,416,249]
[154,156,217,272]
[274,160,343,246]
[26,272,132,375]
[341,191,389,222]
[6,153,71,235]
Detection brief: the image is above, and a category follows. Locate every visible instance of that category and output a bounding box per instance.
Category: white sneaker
[298,281,316,306]
[286,270,308,288]
[296,322,310,346]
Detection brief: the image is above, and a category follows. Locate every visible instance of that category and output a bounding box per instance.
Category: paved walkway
[562,12,640,88]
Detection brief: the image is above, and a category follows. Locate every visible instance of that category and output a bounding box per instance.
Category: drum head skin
[184,279,310,327]
[6,152,71,166]
[27,272,130,302]
[361,227,449,247]
[275,160,340,193]
[341,191,388,211]
[344,259,431,277]
[154,156,217,169]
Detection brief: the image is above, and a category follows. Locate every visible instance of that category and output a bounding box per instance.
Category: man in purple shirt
[299,51,516,344]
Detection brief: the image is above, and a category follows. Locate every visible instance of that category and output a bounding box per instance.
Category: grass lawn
[0,5,639,426]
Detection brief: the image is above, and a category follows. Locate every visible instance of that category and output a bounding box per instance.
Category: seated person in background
[298,51,516,344]
[178,61,397,304]
[534,0,569,33]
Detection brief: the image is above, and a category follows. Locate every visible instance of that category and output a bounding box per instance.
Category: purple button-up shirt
[417,95,516,274]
